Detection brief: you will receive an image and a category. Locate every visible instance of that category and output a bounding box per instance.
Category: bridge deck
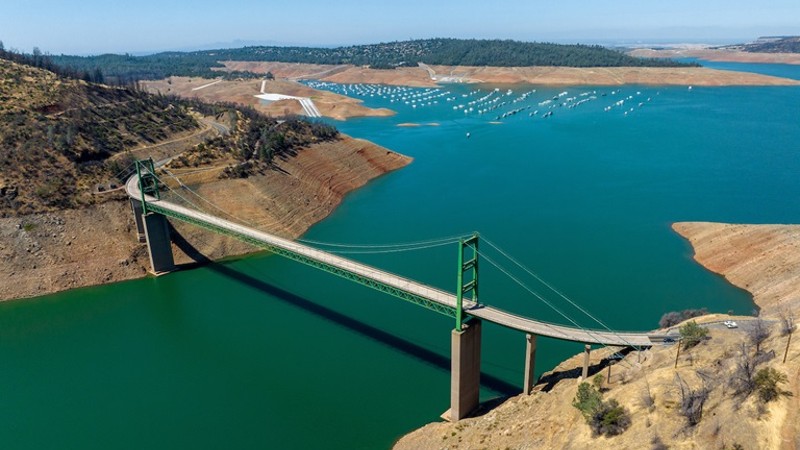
[128,176,659,347]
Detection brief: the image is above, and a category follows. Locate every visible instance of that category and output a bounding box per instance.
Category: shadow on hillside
[536,347,635,393]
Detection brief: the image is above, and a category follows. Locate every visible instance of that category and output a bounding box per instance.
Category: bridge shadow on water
[169,226,520,398]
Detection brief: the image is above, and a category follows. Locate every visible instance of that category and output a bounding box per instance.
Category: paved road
[128,175,663,347]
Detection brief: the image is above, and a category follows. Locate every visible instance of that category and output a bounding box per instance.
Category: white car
[723,320,738,329]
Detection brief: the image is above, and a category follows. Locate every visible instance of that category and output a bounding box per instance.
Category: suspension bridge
[126,159,668,421]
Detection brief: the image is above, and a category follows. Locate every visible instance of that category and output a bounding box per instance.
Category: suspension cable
[482,236,639,351]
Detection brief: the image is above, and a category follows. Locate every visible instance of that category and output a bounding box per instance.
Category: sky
[1,0,799,55]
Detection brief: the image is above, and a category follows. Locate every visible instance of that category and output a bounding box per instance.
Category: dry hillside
[0,58,200,215]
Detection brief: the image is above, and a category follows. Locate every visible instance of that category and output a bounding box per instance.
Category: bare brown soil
[0,136,410,302]
[673,222,800,318]
[426,65,800,86]
[222,60,800,86]
[142,77,394,120]
[221,61,438,87]
[630,48,800,66]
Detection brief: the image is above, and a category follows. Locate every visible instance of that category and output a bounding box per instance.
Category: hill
[48,39,697,83]
[0,54,408,302]
[741,36,800,53]
[0,56,200,215]
[0,53,338,217]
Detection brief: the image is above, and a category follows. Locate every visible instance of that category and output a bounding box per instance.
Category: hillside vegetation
[0,55,338,217]
[0,57,200,215]
[741,36,800,53]
[47,38,697,82]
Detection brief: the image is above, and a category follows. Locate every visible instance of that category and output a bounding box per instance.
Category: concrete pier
[581,344,592,380]
[523,334,537,395]
[143,212,175,274]
[129,199,146,243]
[448,318,482,421]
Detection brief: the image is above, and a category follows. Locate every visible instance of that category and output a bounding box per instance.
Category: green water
[2,64,800,449]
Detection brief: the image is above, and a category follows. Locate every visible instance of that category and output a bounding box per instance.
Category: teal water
[2,65,799,449]
[678,57,800,80]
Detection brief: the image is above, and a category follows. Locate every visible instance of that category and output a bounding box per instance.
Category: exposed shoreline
[672,222,800,316]
[0,136,411,302]
[143,77,395,121]
[221,60,800,87]
[630,48,800,66]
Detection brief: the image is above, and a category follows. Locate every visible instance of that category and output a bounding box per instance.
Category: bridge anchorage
[127,159,664,421]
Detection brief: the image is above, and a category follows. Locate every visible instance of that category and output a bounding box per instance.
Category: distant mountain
[48,38,697,83]
[742,36,800,53]
[132,39,320,56]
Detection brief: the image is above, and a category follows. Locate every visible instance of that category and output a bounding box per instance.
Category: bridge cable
[477,249,638,370]
[155,168,474,251]
[481,236,640,351]
[476,249,607,345]
[142,175,638,369]
[299,233,468,250]
[323,239,460,255]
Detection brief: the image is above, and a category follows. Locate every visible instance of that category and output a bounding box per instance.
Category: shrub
[592,374,605,391]
[659,308,708,328]
[572,382,632,437]
[591,399,631,436]
[754,367,791,403]
[679,321,709,349]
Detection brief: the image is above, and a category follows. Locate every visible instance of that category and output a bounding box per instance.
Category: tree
[593,399,631,436]
[265,71,274,80]
[675,373,709,426]
[92,68,105,84]
[748,317,771,353]
[679,320,709,349]
[730,342,758,396]
[573,382,603,419]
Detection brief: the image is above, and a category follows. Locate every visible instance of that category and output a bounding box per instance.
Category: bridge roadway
[128,176,659,347]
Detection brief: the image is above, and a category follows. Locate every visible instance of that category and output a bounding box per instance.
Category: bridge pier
[523,334,537,395]
[143,212,175,274]
[447,317,482,421]
[129,199,146,243]
[581,344,592,380]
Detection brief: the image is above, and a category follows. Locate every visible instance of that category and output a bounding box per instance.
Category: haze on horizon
[1,0,799,55]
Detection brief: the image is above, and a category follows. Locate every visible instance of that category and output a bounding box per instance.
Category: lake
[1,62,798,449]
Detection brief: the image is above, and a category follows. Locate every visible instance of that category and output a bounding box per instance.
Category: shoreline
[0,136,411,302]
[629,48,800,66]
[220,60,800,87]
[672,222,800,317]
[142,77,396,121]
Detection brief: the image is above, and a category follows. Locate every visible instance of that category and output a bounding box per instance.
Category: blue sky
[1,0,798,54]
